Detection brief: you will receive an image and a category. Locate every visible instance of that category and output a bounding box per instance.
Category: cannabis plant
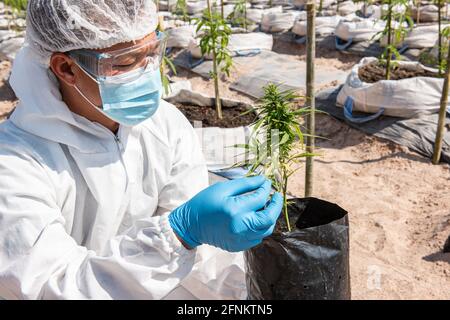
[161,55,177,96]
[377,0,413,79]
[2,0,27,31]
[195,0,233,119]
[228,0,249,31]
[235,84,313,232]
[436,0,447,74]
[175,0,190,22]
[156,22,177,96]
[2,0,27,11]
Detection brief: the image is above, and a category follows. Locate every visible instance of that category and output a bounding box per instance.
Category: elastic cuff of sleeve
[168,212,201,250]
[161,213,198,255]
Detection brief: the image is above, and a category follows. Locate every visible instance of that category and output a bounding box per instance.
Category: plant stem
[244,0,248,32]
[305,1,316,198]
[386,0,392,80]
[432,40,450,164]
[221,0,224,19]
[417,0,421,24]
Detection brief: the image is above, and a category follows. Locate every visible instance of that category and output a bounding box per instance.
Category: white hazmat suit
[0,38,246,300]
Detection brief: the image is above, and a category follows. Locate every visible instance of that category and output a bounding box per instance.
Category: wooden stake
[438,0,442,75]
[432,39,450,164]
[385,0,392,80]
[206,0,223,119]
[305,1,316,198]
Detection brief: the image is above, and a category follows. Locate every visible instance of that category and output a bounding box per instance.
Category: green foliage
[193,2,233,119]
[161,55,177,96]
[378,0,413,47]
[227,0,250,30]
[194,9,233,77]
[175,0,190,23]
[2,0,27,31]
[234,84,313,232]
[375,0,413,79]
[2,0,27,11]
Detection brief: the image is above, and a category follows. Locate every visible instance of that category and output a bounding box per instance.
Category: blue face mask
[74,63,163,127]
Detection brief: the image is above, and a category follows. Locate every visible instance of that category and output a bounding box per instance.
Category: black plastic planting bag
[245,197,350,300]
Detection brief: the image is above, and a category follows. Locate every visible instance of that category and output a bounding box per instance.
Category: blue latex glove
[169,176,283,252]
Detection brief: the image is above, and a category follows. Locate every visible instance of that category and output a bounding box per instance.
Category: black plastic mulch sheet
[316,86,450,165]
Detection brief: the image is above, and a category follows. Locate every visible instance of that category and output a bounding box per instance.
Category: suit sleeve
[0,147,196,300]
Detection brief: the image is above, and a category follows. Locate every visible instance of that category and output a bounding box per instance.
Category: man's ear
[50,53,76,86]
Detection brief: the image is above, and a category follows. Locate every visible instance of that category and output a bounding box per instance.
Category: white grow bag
[334,1,363,16]
[335,18,386,42]
[261,12,298,33]
[293,15,342,37]
[411,4,440,22]
[293,0,334,9]
[337,57,444,120]
[235,6,283,24]
[189,32,273,59]
[167,25,196,48]
[404,24,440,49]
[187,0,208,14]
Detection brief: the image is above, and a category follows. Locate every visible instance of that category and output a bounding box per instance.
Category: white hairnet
[26,0,159,66]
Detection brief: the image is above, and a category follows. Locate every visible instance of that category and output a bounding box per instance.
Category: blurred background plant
[1,0,27,32]
[194,0,233,119]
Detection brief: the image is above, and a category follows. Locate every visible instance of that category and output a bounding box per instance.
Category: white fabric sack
[251,0,270,4]
[429,36,449,60]
[362,4,382,19]
[335,18,385,42]
[261,11,298,33]
[212,4,236,18]
[187,0,208,14]
[337,57,444,118]
[228,32,273,52]
[404,24,439,49]
[159,0,177,11]
[188,38,210,59]
[237,6,283,24]
[294,0,334,9]
[363,3,407,19]
[167,25,197,48]
[378,21,411,48]
[334,1,363,16]
[189,32,273,59]
[293,15,342,37]
[411,4,439,22]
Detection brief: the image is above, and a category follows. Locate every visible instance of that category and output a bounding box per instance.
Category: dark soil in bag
[358,61,440,83]
[176,104,256,128]
[245,197,351,300]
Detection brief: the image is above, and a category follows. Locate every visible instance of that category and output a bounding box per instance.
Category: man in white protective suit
[0,0,283,300]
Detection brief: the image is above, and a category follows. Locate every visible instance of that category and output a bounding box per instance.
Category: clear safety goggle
[67,32,168,79]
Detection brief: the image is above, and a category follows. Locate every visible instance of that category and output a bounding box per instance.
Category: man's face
[49,32,159,131]
[70,32,158,107]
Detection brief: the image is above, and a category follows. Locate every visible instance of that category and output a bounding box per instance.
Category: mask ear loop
[71,60,104,110]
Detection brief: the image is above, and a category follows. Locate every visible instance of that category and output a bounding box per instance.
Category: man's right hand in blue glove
[169,176,283,252]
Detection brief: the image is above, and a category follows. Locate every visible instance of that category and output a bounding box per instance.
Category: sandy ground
[290,115,450,300]
[1,38,449,299]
